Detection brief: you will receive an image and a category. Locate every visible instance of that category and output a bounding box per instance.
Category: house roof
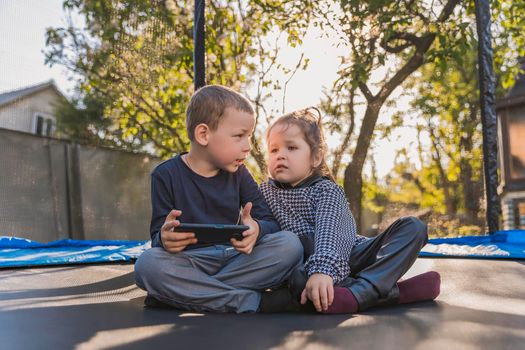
[0,80,65,108]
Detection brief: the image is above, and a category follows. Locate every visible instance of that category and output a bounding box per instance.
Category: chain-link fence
[0,128,162,242]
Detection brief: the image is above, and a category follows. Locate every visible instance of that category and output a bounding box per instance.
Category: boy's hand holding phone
[161,210,197,253]
[231,202,259,254]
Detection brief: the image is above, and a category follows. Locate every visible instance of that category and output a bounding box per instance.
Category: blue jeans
[134,231,303,313]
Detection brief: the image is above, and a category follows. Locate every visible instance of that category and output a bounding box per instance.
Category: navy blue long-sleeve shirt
[149,153,280,249]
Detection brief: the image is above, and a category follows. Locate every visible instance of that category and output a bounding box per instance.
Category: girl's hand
[301,273,334,312]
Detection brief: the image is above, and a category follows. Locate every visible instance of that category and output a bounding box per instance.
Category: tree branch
[332,88,356,177]
[377,0,460,103]
[359,83,374,102]
[282,53,305,114]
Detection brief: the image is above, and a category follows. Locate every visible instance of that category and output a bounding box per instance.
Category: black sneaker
[259,287,316,313]
[259,288,300,313]
[144,295,173,309]
[288,266,308,300]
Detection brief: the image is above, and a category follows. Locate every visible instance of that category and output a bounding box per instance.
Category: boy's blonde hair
[186,85,254,142]
[267,107,335,182]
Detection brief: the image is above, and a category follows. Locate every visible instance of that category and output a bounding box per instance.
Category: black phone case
[173,223,249,244]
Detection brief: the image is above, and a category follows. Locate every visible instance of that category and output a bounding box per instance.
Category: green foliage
[326,0,468,92]
[46,0,314,161]
[317,0,524,230]
[46,0,195,155]
[362,178,388,214]
[405,0,525,222]
[45,0,525,227]
[53,91,127,148]
[491,0,525,91]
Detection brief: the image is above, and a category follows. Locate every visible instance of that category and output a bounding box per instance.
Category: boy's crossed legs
[135,231,303,313]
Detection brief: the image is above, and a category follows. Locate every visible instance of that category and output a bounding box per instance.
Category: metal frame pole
[194,0,206,90]
[474,0,500,232]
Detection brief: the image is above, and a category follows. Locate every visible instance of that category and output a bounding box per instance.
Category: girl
[260,108,440,314]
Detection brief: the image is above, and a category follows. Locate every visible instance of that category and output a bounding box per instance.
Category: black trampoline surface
[1,258,524,350]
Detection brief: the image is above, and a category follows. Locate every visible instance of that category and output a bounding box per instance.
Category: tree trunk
[342,40,433,231]
[429,126,457,217]
[460,155,479,224]
[343,102,381,232]
[339,0,460,232]
[460,108,481,224]
[344,163,363,231]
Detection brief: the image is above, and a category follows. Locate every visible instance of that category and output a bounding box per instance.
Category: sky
[0,0,75,94]
[0,0,423,179]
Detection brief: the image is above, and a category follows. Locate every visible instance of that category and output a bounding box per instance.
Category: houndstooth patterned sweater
[260,177,368,284]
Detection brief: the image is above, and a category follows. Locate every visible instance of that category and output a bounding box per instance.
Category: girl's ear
[194,123,210,146]
[312,152,322,168]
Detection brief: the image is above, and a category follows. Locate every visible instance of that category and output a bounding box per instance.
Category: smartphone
[173,223,249,244]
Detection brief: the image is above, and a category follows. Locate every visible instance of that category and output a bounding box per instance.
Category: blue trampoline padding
[1,230,524,268]
[0,237,150,268]
[420,230,525,259]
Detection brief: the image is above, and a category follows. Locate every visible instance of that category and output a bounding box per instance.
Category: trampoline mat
[1,258,524,349]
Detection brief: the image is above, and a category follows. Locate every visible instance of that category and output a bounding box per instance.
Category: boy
[134,85,303,313]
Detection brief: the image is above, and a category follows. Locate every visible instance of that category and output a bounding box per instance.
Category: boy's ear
[194,123,210,146]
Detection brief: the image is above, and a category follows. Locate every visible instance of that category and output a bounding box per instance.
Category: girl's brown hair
[267,107,335,182]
